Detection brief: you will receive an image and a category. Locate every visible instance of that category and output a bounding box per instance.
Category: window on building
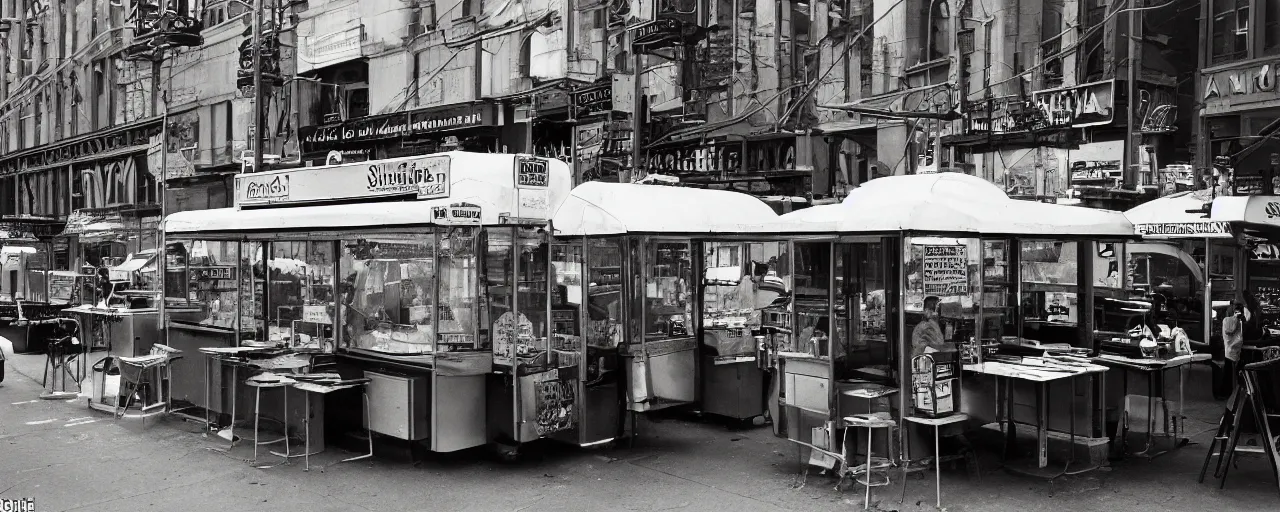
[1266,0,1280,55]
[33,93,42,146]
[1211,0,1250,64]
[917,0,950,63]
[1041,9,1064,89]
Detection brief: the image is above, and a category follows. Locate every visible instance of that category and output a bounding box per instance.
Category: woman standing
[1221,303,1245,398]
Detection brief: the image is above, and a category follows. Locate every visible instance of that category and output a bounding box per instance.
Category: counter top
[1092,353,1210,370]
[964,361,1108,382]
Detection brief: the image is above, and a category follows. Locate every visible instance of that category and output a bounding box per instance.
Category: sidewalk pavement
[2,347,1278,512]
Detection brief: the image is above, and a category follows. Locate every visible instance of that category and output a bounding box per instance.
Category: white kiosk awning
[1126,190,1232,239]
[551,182,783,236]
[165,152,572,235]
[1211,195,1280,232]
[778,173,1136,238]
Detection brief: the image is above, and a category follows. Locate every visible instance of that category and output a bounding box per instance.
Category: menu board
[923,245,969,297]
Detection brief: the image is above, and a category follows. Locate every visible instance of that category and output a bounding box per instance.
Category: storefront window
[439,227,481,351]
[644,240,692,343]
[587,239,623,349]
[340,236,436,355]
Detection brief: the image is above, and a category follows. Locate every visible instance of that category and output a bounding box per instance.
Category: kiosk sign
[431,202,482,226]
[235,155,452,207]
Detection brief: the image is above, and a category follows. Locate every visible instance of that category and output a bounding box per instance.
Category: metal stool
[905,413,970,509]
[246,373,296,467]
[1205,357,1280,494]
[845,413,897,510]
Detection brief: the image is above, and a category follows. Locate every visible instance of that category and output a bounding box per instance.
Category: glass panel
[339,236,437,355]
[644,240,693,343]
[487,228,517,366]
[793,242,831,357]
[244,241,266,344]
[628,237,644,347]
[168,240,240,328]
[981,239,1015,346]
[1019,240,1080,346]
[702,242,749,356]
[905,237,977,359]
[587,239,624,351]
[551,242,584,359]
[267,241,308,346]
[1267,0,1280,53]
[835,242,893,383]
[297,241,336,351]
[516,227,550,372]
[440,226,482,351]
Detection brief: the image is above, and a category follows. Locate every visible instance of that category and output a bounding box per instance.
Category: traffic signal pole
[251,0,264,174]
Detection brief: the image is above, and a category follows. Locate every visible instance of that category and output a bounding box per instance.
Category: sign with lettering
[302,304,334,324]
[1135,222,1233,238]
[298,104,497,155]
[1203,60,1280,109]
[1031,79,1116,128]
[631,18,683,50]
[189,266,237,281]
[0,119,161,177]
[431,202,483,226]
[241,175,292,204]
[645,141,742,174]
[516,156,550,188]
[922,245,969,297]
[571,83,613,118]
[235,154,453,207]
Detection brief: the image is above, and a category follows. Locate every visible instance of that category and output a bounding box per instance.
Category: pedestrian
[1222,303,1244,394]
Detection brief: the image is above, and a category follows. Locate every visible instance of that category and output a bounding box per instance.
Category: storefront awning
[1211,195,1280,232]
[1125,190,1233,239]
[551,182,783,236]
[777,173,1136,238]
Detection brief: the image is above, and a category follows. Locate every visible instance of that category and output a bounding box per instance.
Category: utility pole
[251,0,264,174]
[1123,0,1139,189]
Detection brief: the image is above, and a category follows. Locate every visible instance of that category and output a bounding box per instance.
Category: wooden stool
[845,413,897,510]
[905,413,970,509]
[246,373,296,467]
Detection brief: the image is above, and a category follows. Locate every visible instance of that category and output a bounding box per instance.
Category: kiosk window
[340,237,437,355]
[265,241,337,351]
[439,227,481,351]
[169,240,241,329]
[644,240,692,342]
[587,239,623,349]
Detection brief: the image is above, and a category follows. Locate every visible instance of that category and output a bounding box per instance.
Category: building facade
[1197,0,1280,196]
[0,0,184,268]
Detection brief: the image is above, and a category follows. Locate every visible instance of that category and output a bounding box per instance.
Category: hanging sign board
[922,245,969,297]
[515,156,550,188]
[302,304,333,324]
[236,154,452,207]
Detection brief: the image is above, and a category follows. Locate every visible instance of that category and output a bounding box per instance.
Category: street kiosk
[770,173,1135,482]
[545,182,789,447]
[162,152,572,456]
